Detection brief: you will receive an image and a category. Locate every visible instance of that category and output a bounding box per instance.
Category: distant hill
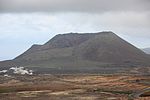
[0,31,150,74]
[142,48,150,54]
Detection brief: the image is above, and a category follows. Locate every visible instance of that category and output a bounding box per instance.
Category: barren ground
[0,74,149,100]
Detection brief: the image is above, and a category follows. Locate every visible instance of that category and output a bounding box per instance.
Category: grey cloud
[0,0,150,13]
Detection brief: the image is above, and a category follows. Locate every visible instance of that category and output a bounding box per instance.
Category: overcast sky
[0,0,150,61]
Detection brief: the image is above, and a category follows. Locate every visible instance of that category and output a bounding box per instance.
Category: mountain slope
[73,32,148,63]
[14,31,149,66]
[0,31,150,74]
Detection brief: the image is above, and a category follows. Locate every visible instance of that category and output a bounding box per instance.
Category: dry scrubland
[0,74,149,100]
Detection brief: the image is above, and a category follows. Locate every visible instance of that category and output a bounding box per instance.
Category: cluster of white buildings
[0,67,33,76]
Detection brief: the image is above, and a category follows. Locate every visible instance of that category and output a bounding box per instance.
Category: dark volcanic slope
[13,32,149,67]
[0,31,150,73]
[73,33,148,63]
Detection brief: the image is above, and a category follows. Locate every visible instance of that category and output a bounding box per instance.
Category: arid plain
[0,74,149,100]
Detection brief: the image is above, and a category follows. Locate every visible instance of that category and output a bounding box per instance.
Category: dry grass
[0,75,149,100]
